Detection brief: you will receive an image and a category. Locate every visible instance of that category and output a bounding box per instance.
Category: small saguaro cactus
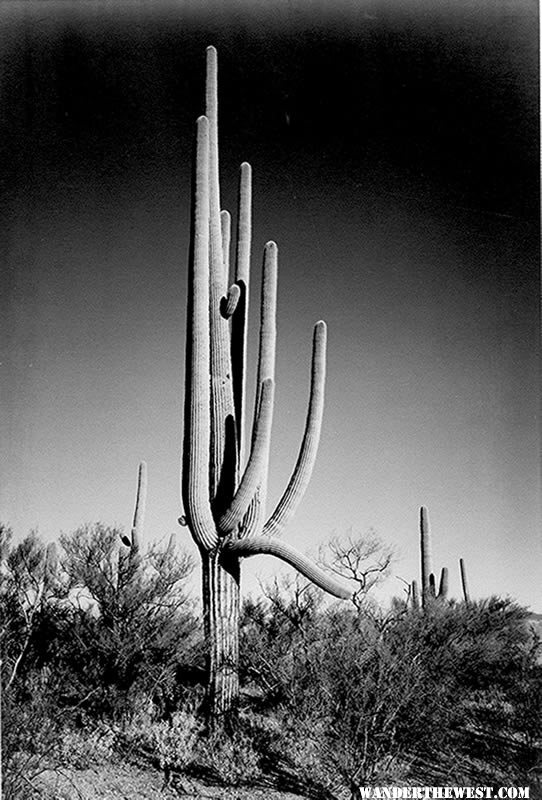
[123,460,147,568]
[411,506,448,609]
[119,460,147,587]
[459,557,470,603]
[181,46,353,720]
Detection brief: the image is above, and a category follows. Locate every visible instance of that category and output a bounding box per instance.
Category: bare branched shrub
[319,529,394,610]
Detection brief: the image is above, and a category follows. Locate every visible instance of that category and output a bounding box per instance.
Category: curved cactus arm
[131,460,147,554]
[221,209,231,277]
[222,284,241,319]
[243,242,278,536]
[181,116,217,552]
[219,378,275,534]
[225,535,353,600]
[232,162,252,466]
[238,241,278,538]
[420,505,433,606]
[437,566,449,599]
[263,321,326,537]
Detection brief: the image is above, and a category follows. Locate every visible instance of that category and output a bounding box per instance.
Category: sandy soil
[32,760,309,800]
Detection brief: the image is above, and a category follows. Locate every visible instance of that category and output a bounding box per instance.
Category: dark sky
[1,0,539,607]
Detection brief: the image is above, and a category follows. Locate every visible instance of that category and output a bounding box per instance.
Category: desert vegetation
[1,521,541,798]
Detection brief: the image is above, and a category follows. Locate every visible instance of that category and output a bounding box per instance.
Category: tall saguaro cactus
[181,47,352,720]
[413,506,448,609]
[420,506,433,606]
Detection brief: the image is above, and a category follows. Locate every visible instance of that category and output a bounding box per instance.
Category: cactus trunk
[202,551,240,717]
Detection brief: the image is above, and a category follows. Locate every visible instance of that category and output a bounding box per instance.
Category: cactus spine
[181,47,352,720]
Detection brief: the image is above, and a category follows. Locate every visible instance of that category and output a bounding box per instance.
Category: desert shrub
[240,586,542,792]
[150,711,202,772]
[56,523,199,722]
[194,726,262,786]
[60,724,117,769]
[0,528,74,798]
[1,669,67,800]
[0,522,203,797]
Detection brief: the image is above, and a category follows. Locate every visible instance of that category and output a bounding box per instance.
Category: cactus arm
[221,209,231,277]
[219,378,275,534]
[232,162,252,466]
[419,506,433,606]
[235,163,252,286]
[182,116,217,552]
[263,321,326,537]
[225,536,353,600]
[206,47,237,508]
[131,460,147,554]
[166,533,176,556]
[222,284,241,319]
[437,566,449,599]
[459,557,470,602]
[206,46,223,277]
[255,241,278,392]
[238,242,278,537]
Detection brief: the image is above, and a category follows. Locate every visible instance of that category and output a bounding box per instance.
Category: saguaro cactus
[120,460,147,579]
[459,557,470,603]
[420,506,433,606]
[412,506,448,609]
[181,47,353,720]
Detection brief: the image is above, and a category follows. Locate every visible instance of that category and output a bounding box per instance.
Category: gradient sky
[1,0,540,609]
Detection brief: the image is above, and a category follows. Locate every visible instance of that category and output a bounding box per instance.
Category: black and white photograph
[1,0,540,797]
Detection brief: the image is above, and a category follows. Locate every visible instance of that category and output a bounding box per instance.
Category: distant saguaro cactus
[420,505,433,606]
[459,557,470,603]
[181,47,353,720]
[412,506,448,609]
